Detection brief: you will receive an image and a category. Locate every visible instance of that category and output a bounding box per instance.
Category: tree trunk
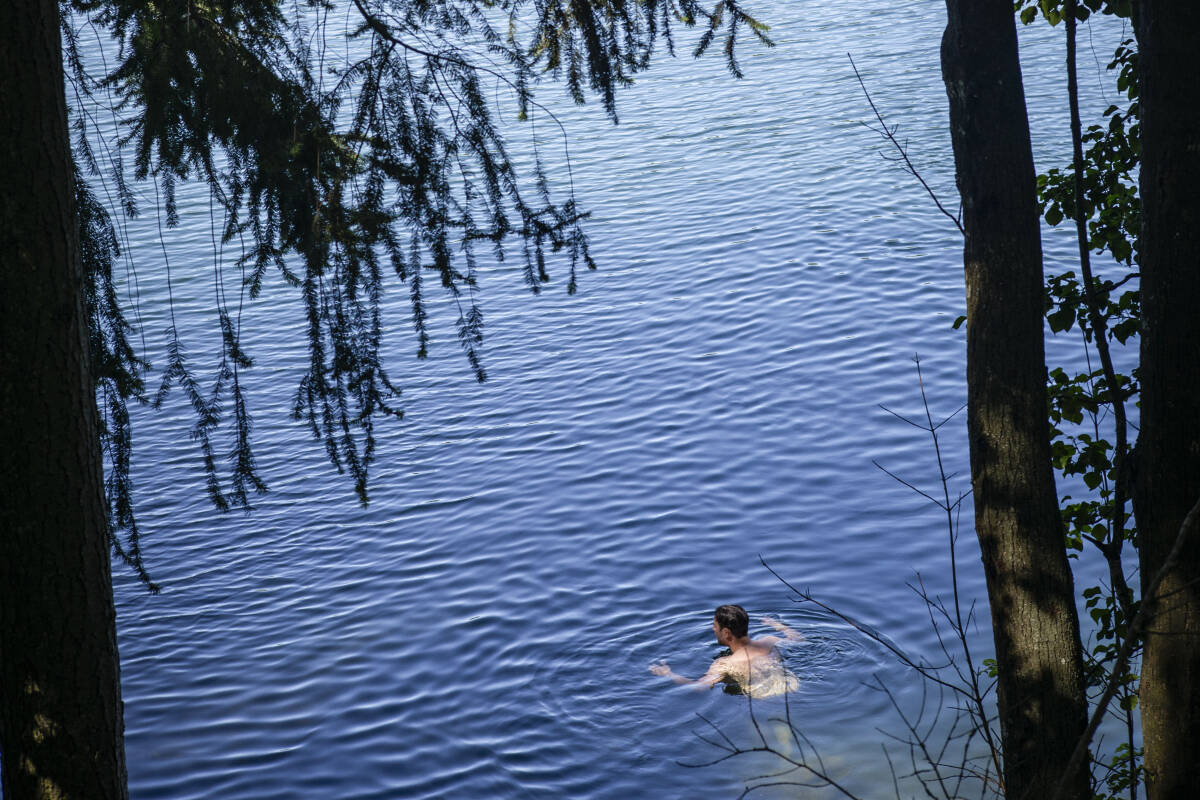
[0,1,129,797]
[940,3,1089,798]
[1132,3,1200,798]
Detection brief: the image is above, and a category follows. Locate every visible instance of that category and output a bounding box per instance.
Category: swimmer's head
[713,604,749,641]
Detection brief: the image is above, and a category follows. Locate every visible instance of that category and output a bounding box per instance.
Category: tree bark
[1132,3,1200,797]
[940,3,1089,798]
[0,1,129,797]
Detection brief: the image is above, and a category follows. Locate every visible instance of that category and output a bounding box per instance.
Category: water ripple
[98,3,1129,798]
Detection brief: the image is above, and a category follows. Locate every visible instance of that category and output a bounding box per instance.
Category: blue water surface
[84,2,1133,797]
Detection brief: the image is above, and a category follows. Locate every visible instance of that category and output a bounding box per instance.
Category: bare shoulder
[700,654,738,686]
[709,653,737,673]
[714,652,749,680]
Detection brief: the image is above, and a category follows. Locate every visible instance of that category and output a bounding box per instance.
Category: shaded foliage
[77,166,157,588]
[1018,1,1143,794]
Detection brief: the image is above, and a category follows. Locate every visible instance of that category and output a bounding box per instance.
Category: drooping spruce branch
[78,165,158,590]
[67,1,770,568]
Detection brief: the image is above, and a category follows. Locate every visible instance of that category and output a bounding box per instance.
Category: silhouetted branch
[1063,0,1135,623]
[691,362,1001,798]
[1051,492,1200,800]
[847,54,965,236]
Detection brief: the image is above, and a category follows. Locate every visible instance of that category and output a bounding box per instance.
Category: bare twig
[701,362,1003,798]
[848,53,965,236]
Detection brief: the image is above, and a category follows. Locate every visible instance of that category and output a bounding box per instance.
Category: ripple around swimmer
[530,609,702,733]
[529,605,908,770]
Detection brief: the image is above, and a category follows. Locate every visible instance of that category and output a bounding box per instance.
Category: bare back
[702,636,799,697]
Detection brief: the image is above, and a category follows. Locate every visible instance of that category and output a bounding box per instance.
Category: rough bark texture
[940,3,1089,798]
[0,0,129,797]
[1132,3,1200,798]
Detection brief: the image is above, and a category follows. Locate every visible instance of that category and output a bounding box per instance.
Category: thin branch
[848,53,965,236]
[761,556,967,698]
[879,403,931,431]
[872,461,946,509]
[1065,0,1134,618]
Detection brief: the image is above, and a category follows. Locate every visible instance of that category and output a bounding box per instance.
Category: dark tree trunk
[1132,3,1200,798]
[940,3,1089,798]
[0,0,129,797]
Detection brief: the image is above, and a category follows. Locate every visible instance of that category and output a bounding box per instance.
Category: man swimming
[650,604,802,697]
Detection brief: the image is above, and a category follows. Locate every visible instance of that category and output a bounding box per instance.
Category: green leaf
[1111,237,1133,263]
[1048,304,1076,333]
[1112,318,1139,343]
[952,315,967,330]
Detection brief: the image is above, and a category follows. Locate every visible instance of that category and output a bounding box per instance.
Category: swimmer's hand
[761,616,805,642]
[651,659,722,689]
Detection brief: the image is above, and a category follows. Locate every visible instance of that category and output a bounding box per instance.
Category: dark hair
[714,604,749,638]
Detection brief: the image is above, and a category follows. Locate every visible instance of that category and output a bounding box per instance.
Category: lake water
[77,3,1133,798]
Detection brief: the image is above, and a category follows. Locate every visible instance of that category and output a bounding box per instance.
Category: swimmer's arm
[649,660,724,690]
[761,616,805,642]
